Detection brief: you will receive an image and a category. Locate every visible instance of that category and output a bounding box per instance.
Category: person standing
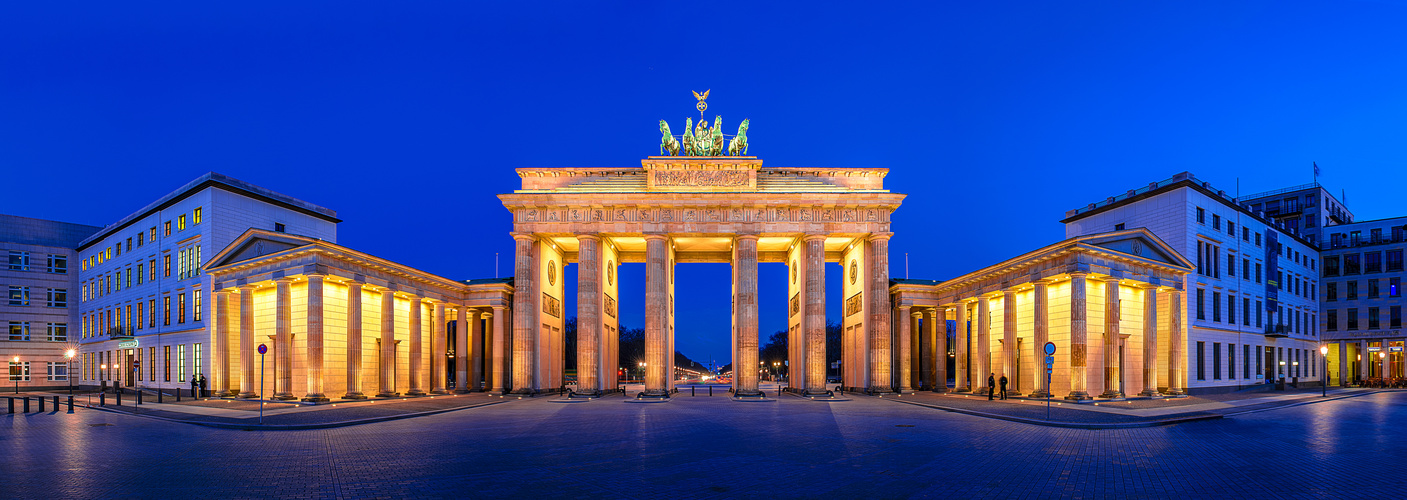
[987,373,996,401]
[999,374,1009,400]
[198,374,208,398]
[190,376,199,399]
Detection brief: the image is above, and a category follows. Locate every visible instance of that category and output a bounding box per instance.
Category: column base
[430,389,449,395]
[1139,389,1163,398]
[273,393,298,401]
[214,390,234,397]
[1064,391,1092,401]
[453,389,471,394]
[375,391,400,398]
[955,386,971,393]
[866,385,894,394]
[301,394,330,403]
[803,388,832,397]
[238,391,259,399]
[570,390,602,399]
[1164,388,1185,396]
[1027,390,1051,398]
[406,389,427,397]
[342,392,368,400]
[1099,391,1124,399]
[731,389,765,399]
[638,390,671,400]
[973,385,989,397]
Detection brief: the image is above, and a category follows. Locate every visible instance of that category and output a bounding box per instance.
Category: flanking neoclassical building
[891,229,1194,399]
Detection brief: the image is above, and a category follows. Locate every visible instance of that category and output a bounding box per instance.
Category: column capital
[802,233,829,242]
[898,304,912,312]
[511,232,536,242]
[276,277,296,284]
[1137,281,1160,290]
[1068,271,1090,279]
[734,233,760,242]
[909,309,922,318]
[643,233,670,242]
[576,233,603,243]
[866,231,894,242]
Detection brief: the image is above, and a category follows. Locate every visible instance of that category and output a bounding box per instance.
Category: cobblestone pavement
[4,390,1405,499]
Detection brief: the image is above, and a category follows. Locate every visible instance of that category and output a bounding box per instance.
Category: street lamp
[638,361,646,382]
[11,355,18,394]
[65,349,76,395]
[101,363,107,392]
[1319,345,1329,397]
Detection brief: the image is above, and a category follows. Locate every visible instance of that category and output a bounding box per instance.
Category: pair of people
[189,373,208,398]
[986,373,1009,400]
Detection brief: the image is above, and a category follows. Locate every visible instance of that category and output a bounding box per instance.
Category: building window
[1197,341,1205,380]
[8,251,30,270]
[1324,256,1339,277]
[1227,221,1235,236]
[8,361,30,382]
[137,301,145,330]
[193,290,202,322]
[149,259,156,282]
[1212,292,1221,322]
[148,299,156,328]
[9,322,31,341]
[1244,344,1251,379]
[164,221,172,236]
[1366,252,1382,274]
[1255,263,1262,283]
[1371,228,1383,244]
[1351,231,1362,246]
[1369,307,1380,330]
[178,214,187,231]
[1388,250,1403,272]
[1392,306,1402,329]
[1213,342,1222,379]
[1196,207,1205,224]
[1369,279,1380,299]
[9,286,30,306]
[46,254,67,274]
[1327,283,1337,301]
[1242,258,1251,281]
[194,343,202,381]
[1256,301,1263,327]
[46,361,67,382]
[1196,289,1205,320]
[177,293,186,324]
[138,232,144,247]
[1213,214,1221,230]
[1227,294,1236,324]
[137,264,144,285]
[1256,347,1263,377]
[1227,254,1235,277]
[1327,310,1337,331]
[150,226,157,241]
[164,345,171,382]
[1243,297,1251,326]
[148,346,155,382]
[194,207,203,225]
[1228,344,1236,380]
[1347,281,1358,300]
[1391,277,1401,298]
[1242,227,1250,242]
[274,222,286,233]
[163,296,171,325]
[1255,232,1262,246]
[164,254,171,277]
[177,344,185,383]
[1347,308,1359,330]
[1114,223,1125,231]
[46,288,67,308]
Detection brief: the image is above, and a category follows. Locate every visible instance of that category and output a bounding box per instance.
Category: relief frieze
[652,170,749,187]
[845,291,864,317]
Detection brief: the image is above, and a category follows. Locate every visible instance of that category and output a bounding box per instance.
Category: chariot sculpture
[657,90,751,156]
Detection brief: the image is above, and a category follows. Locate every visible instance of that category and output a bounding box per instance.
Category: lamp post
[11,355,18,394]
[1380,351,1387,382]
[638,362,646,382]
[1319,345,1328,397]
[65,349,76,395]
[101,363,107,392]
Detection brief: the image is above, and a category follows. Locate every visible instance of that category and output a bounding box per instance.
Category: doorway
[125,349,134,387]
[1117,338,1126,396]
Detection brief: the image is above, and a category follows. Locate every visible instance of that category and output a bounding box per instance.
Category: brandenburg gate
[500,155,905,397]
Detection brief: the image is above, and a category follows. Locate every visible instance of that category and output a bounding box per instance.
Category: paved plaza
[3,389,1406,499]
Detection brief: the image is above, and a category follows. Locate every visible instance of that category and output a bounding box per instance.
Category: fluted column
[511,233,537,394]
[910,310,922,390]
[1140,285,1160,397]
[431,302,448,394]
[897,306,913,392]
[1002,289,1019,396]
[1358,340,1368,382]
[490,307,507,392]
[1066,273,1091,400]
[455,306,471,393]
[1337,341,1346,387]
[213,289,232,396]
[302,275,328,402]
[576,234,602,396]
[238,285,258,398]
[1101,279,1122,398]
[922,309,936,391]
[407,296,425,396]
[273,278,295,400]
[1166,290,1184,395]
[955,302,970,392]
[344,283,366,399]
[975,296,991,395]
[932,307,947,392]
[377,289,398,397]
[733,234,761,397]
[803,234,828,395]
[867,232,893,393]
[1030,282,1050,398]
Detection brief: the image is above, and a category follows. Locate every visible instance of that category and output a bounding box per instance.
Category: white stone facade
[1,215,101,389]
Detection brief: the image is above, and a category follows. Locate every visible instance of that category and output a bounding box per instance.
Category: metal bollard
[67,396,74,413]
[24,397,30,413]
[39,396,45,412]
[53,395,59,410]
[176,389,181,402]
[100,393,106,406]
[709,386,713,396]
[692,386,696,397]
[137,391,143,405]
[7,397,13,414]
[116,391,122,406]
[158,391,163,403]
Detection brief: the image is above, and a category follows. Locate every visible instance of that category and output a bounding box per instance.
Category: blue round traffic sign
[1044,341,1056,356]
[257,344,267,355]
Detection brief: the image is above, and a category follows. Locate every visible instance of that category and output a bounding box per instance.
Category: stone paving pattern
[4,390,1406,498]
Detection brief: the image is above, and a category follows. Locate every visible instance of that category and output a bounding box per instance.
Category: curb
[76,399,508,430]
[885,398,1224,429]
[1217,389,1385,417]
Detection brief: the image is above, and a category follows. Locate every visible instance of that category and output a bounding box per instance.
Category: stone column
[1337,341,1346,387]
[213,289,232,396]
[344,283,366,399]
[1030,282,1050,398]
[377,289,398,397]
[302,275,328,402]
[511,233,537,394]
[733,234,762,397]
[576,234,602,396]
[491,307,508,392]
[867,232,893,393]
[1140,285,1161,397]
[910,310,922,390]
[431,302,448,394]
[1166,290,1184,395]
[933,307,947,392]
[1002,289,1018,396]
[955,302,970,392]
[922,309,936,391]
[803,234,828,395]
[455,306,472,393]
[975,296,992,395]
[407,296,425,396]
[273,278,295,400]
[897,305,913,392]
[1066,273,1092,400]
[1359,340,1369,381]
[1100,279,1122,398]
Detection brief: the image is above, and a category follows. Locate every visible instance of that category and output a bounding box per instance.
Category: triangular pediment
[206,229,323,270]
[1079,229,1193,269]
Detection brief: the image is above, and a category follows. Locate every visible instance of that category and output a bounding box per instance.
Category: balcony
[106,327,134,340]
[1264,323,1290,338]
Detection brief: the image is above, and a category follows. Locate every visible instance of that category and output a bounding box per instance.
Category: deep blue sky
[5,2,1405,365]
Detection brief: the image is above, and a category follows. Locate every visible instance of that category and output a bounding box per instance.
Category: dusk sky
[4,2,1405,366]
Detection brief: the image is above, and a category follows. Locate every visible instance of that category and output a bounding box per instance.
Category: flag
[1314,161,1321,178]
